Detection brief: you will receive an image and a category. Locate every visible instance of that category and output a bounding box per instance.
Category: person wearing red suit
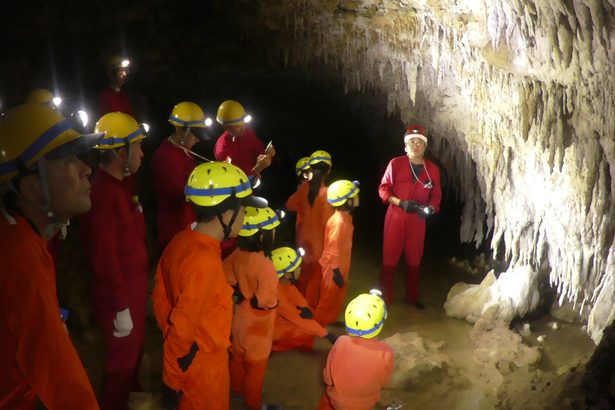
[80,113,148,410]
[100,56,135,117]
[151,101,211,250]
[0,103,101,409]
[378,124,441,308]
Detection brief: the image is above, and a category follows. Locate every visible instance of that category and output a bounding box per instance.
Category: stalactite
[247,0,615,343]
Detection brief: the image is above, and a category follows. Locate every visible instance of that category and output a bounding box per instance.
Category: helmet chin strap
[217,204,241,240]
[9,158,70,238]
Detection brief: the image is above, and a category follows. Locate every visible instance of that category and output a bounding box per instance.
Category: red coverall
[313,211,354,326]
[151,138,196,249]
[223,249,278,410]
[285,183,333,307]
[0,210,99,409]
[271,282,327,352]
[152,228,233,410]
[378,157,441,304]
[318,335,394,410]
[80,170,148,410]
[100,88,135,117]
[213,127,264,176]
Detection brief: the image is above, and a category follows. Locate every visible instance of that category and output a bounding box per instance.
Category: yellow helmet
[0,103,102,184]
[345,290,387,339]
[270,247,303,278]
[239,206,281,237]
[216,100,248,126]
[185,161,267,208]
[26,88,54,105]
[94,112,145,150]
[308,150,332,167]
[106,55,130,71]
[168,101,208,128]
[327,180,360,206]
[295,157,310,176]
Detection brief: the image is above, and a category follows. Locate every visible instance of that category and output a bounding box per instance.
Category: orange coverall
[318,335,394,410]
[313,211,354,326]
[223,249,278,410]
[285,182,333,306]
[0,211,99,409]
[272,282,327,352]
[152,228,233,410]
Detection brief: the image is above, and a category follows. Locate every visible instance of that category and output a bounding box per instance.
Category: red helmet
[404,124,428,144]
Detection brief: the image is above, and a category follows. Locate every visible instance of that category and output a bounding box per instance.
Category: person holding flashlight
[214,100,274,178]
[378,124,441,308]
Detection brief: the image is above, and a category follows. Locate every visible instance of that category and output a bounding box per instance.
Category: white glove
[113,308,133,338]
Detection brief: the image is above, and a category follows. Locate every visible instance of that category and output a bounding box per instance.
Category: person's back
[318,290,393,410]
[152,161,267,410]
[323,335,393,409]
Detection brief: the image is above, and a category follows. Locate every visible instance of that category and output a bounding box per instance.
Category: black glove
[417,205,435,219]
[233,286,245,304]
[250,295,260,309]
[177,341,199,372]
[324,332,338,345]
[398,200,418,213]
[332,268,344,288]
[160,383,181,410]
[296,306,313,319]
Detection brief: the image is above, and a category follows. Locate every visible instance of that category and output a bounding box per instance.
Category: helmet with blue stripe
[345,289,387,339]
[239,206,282,237]
[327,179,360,207]
[185,161,267,208]
[308,150,332,167]
[295,157,310,176]
[270,247,303,278]
[168,101,209,128]
[0,103,102,184]
[94,112,145,150]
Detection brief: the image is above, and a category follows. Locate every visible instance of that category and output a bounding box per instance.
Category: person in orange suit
[223,207,282,410]
[151,101,212,250]
[313,180,360,326]
[285,150,333,307]
[0,103,101,409]
[80,112,148,410]
[152,161,267,410]
[269,247,337,352]
[379,125,441,308]
[318,290,394,410]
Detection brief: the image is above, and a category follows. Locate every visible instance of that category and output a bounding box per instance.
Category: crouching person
[270,247,337,352]
[318,290,394,410]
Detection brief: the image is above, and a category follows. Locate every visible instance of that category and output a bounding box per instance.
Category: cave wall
[239,0,615,342]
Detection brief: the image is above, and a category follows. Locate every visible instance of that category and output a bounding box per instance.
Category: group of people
[0,54,442,410]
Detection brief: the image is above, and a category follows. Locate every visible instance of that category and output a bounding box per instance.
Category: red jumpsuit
[379,157,441,304]
[223,249,278,410]
[318,335,394,410]
[271,282,327,352]
[153,228,233,410]
[80,170,149,410]
[313,211,354,326]
[213,127,264,176]
[0,210,99,409]
[151,138,196,249]
[100,87,135,116]
[285,183,333,307]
